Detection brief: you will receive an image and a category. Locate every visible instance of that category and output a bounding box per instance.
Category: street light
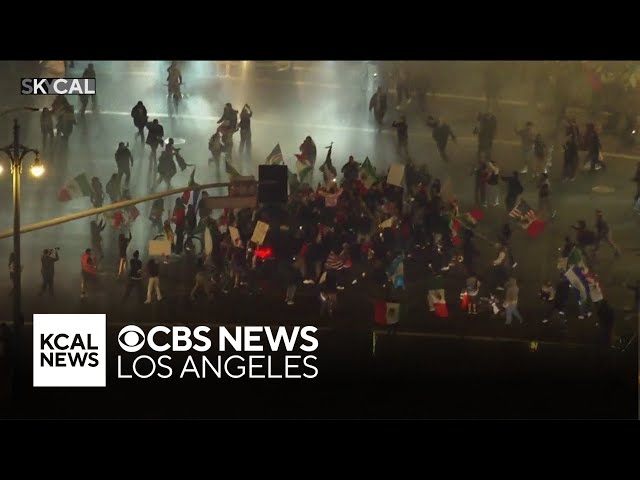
[0,112,42,340]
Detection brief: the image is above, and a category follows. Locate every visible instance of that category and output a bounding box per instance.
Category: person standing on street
[40,107,54,148]
[299,136,317,166]
[238,104,252,158]
[80,63,97,113]
[537,172,555,219]
[122,250,144,304]
[39,248,59,296]
[501,170,524,212]
[426,116,456,162]
[486,160,500,207]
[130,101,148,142]
[391,115,409,159]
[369,86,388,132]
[594,209,621,257]
[115,142,134,189]
[117,231,132,278]
[106,173,121,204]
[145,119,164,161]
[144,258,162,304]
[80,248,96,300]
[584,123,605,172]
[504,277,524,326]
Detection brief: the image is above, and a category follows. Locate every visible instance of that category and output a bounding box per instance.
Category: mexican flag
[359,156,378,188]
[57,173,93,201]
[225,161,241,179]
[566,246,588,271]
[565,265,591,305]
[374,301,407,326]
[104,206,140,229]
[294,153,313,184]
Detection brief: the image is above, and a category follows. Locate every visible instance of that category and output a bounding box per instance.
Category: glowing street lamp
[0,116,43,338]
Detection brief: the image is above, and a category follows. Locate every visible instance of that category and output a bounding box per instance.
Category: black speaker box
[258,165,288,203]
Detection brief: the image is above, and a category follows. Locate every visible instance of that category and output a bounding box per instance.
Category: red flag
[434,302,449,318]
[526,219,545,238]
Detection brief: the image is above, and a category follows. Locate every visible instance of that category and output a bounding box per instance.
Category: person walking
[594,209,621,257]
[115,142,134,189]
[486,160,500,206]
[426,116,456,162]
[39,248,59,296]
[130,101,148,142]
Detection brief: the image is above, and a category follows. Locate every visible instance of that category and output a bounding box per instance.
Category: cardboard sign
[250,221,269,245]
[379,217,396,230]
[148,239,172,257]
[204,227,213,255]
[229,226,242,247]
[387,164,405,187]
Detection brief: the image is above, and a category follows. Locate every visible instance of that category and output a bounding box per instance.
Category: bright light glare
[0,164,3,175]
[30,163,45,177]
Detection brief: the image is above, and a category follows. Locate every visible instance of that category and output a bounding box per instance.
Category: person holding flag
[238,104,252,158]
[341,155,360,185]
[319,143,337,186]
[299,136,317,165]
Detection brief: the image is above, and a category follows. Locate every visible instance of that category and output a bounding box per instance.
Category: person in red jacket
[80,248,97,299]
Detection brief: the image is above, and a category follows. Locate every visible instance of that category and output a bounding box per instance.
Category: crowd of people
[6,62,639,347]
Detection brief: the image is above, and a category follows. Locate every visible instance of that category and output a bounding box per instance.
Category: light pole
[0,109,43,340]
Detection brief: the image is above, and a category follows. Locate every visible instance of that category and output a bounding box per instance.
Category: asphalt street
[0,61,636,418]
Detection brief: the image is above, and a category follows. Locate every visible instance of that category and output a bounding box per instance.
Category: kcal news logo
[21,78,96,95]
[33,314,106,387]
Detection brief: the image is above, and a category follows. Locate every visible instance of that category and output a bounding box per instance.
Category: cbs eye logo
[118,325,146,353]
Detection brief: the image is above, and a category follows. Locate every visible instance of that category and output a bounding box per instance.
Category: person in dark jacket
[341,156,360,184]
[40,107,54,147]
[299,136,317,165]
[80,63,97,113]
[115,141,134,188]
[542,275,570,327]
[584,123,605,172]
[369,86,388,131]
[426,116,456,162]
[145,119,164,160]
[501,170,523,212]
[537,172,555,219]
[39,248,59,296]
[122,250,144,304]
[238,104,252,158]
[594,209,621,257]
[217,103,238,130]
[391,115,409,158]
[130,101,148,142]
[562,135,579,182]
